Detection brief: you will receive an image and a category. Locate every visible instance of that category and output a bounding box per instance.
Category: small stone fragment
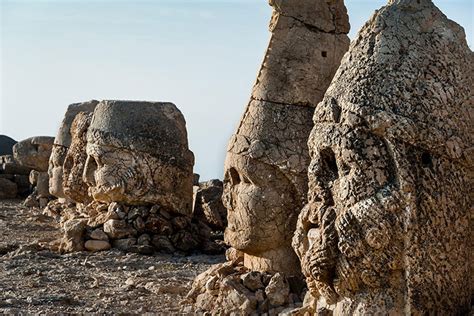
[103,219,136,239]
[265,273,289,307]
[112,238,137,252]
[84,240,111,252]
[241,271,264,291]
[89,228,109,241]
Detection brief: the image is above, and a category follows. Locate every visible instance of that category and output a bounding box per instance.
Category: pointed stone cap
[315,0,473,165]
[269,0,350,33]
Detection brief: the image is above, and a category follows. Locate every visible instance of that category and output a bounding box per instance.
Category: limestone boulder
[192,179,227,230]
[84,240,111,252]
[59,219,86,252]
[13,136,54,172]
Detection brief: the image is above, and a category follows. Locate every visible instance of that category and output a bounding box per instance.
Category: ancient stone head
[63,112,94,204]
[83,101,194,215]
[223,100,314,274]
[49,100,98,199]
[222,0,350,276]
[293,0,473,313]
[293,101,404,305]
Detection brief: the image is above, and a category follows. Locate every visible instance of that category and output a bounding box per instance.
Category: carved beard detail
[299,127,404,303]
[89,161,146,203]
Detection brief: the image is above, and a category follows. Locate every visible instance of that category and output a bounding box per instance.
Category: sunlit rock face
[293,0,473,314]
[48,100,98,199]
[223,0,350,276]
[83,100,195,216]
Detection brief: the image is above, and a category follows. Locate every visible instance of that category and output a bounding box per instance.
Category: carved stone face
[223,153,297,255]
[82,101,194,215]
[308,125,392,213]
[295,120,403,303]
[83,143,152,204]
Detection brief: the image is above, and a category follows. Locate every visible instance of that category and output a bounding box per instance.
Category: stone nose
[83,155,97,187]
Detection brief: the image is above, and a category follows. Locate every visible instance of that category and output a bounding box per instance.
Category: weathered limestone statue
[293,0,473,314]
[186,0,350,314]
[225,0,349,277]
[48,100,98,200]
[56,100,222,255]
[83,100,194,214]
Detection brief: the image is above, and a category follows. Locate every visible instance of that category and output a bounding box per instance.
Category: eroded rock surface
[193,179,227,231]
[293,0,473,314]
[185,250,306,315]
[48,100,98,199]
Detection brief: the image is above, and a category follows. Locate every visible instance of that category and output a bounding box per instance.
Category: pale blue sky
[1,0,472,180]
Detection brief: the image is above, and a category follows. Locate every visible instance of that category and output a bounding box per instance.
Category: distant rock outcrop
[0,135,17,156]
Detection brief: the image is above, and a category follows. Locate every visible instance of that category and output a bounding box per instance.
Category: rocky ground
[0,199,224,314]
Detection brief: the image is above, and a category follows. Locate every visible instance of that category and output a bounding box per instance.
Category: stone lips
[87,100,194,169]
[293,0,473,314]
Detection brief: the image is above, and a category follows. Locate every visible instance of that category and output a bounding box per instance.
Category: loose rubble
[0,199,223,314]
